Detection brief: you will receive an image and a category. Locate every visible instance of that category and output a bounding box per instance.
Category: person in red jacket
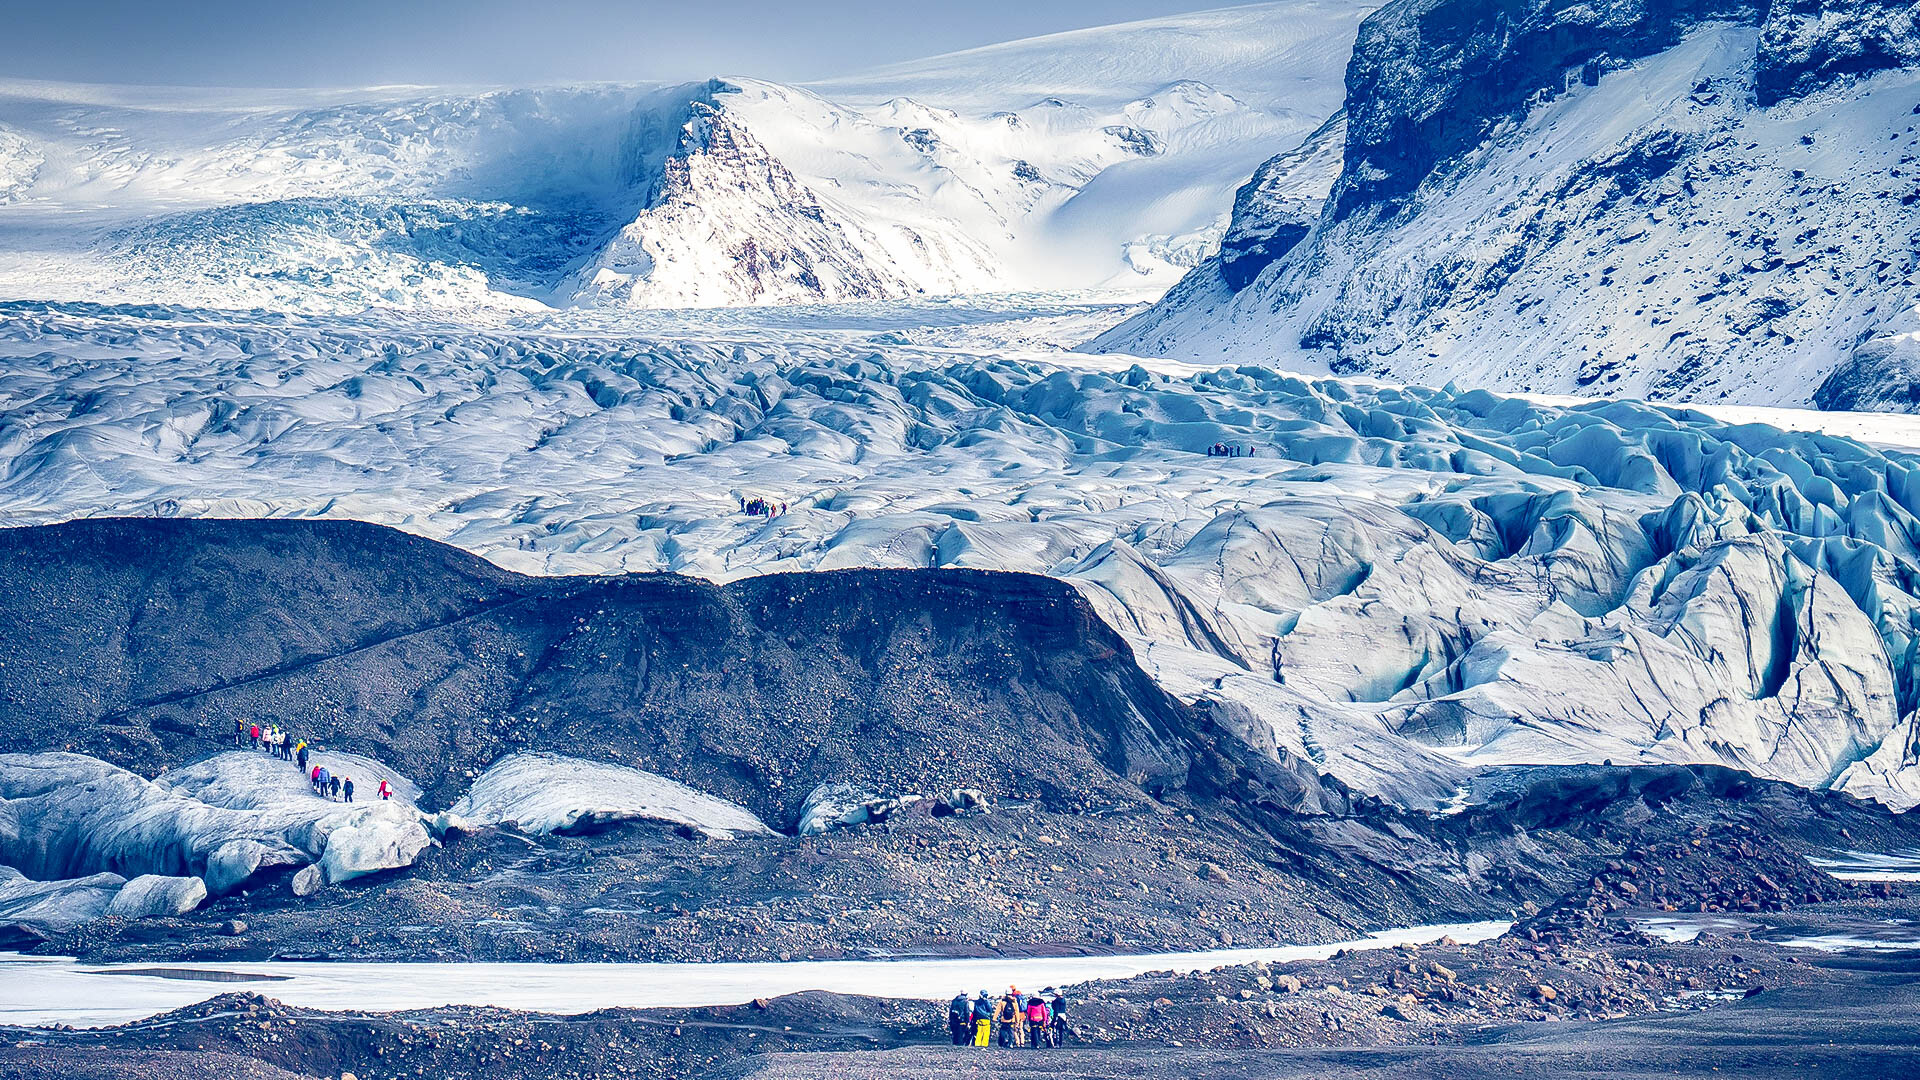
[377,779,393,801]
[1024,993,1052,1048]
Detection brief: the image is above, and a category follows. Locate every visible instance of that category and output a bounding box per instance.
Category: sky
[3,0,1248,88]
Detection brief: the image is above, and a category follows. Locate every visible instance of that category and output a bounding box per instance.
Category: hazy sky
[3,0,1246,88]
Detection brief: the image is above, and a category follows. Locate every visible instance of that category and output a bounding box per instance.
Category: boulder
[291,865,323,898]
[105,874,207,919]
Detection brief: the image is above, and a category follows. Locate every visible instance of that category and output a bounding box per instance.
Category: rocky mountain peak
[1331,0,1762,222]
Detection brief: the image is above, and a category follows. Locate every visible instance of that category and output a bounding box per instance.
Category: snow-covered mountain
[1094,0,1920,410]
[0,1,1374,312]
[6,0,1920,822]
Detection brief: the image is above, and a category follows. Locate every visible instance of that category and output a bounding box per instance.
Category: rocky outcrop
[1331,0,1761,220]
[1756,0,1920,105]
[1812,307,1920,412]
[1094,0,1920,407]
[1217,112,1346,291]
[1330,0,1917,221]
[570,90,924,308]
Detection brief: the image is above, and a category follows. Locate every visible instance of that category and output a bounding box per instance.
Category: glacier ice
[444,753,774,839]
[105,874,208,919]
[0,867,125,931]
[0,752,430,896]
[0,867,207,932]
[4,302,1920,811]
[0,2,1373,312]
[0,747,788,932]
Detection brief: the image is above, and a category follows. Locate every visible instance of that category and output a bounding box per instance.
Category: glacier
[2,2,1919,957]
[0,1,1375,313]
[2,299,1919,811]
[0,745,793,932]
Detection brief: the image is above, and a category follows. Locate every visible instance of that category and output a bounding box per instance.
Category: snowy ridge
[0,2,1375,312]
[5,301,1920,810]
[1096,11,1920,409]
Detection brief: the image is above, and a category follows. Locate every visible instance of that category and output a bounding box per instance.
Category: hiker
[948,992,972,1045]
[316,766,331,798]
[249,723,262,749]
[1045,988,1069,1045]
[328,774,341,800]
[970,990,993,1047]
[1025,992,1051,1049]
[994,987,1024,1047]
[233,718,246,747]
[342,777,355,803]
[378,779,393,801]
[296,742,309,771]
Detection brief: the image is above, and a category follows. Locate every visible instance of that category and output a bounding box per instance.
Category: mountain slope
[1093,0,1920,410]
[0,2,1376,312]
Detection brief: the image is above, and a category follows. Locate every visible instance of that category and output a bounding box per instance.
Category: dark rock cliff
[0,518,1193,823]
[1756,0,1920,106]
[1329,0,1760,222]
[1249,0,1918,237]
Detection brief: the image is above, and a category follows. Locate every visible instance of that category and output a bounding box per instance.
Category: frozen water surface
[0,921,1508,1029]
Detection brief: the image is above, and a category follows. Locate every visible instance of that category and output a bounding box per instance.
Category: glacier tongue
[0,747,792,932]
[4,303,1920,808]
[0,2,1375,312]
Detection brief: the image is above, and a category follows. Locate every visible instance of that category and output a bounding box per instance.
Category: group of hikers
[239,720,299,760]
[231,719,392,804]
[740,495,786,517]
[1205,443,1255,457]
[947,986,1069,1049]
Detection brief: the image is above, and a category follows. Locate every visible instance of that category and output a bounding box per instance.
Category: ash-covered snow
[4,301,1920,810]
